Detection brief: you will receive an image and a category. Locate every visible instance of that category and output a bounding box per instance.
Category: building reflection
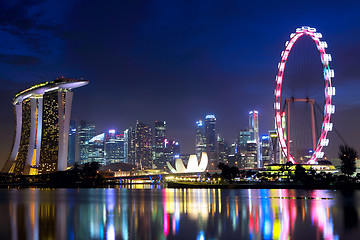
[6,188,345,239]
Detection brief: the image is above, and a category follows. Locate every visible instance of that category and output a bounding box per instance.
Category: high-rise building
[123,129,129,163]
[87,133,105,164]
[164,139,180,163]
[154,121,166,168]
[2,77,88,175]
[78,120,96,164]
[237,129,252,154]
[195,120,206,159]
[217,135,229,163]
[67,119,77,165]
[126,127,136,165]
[249,110,260,167]
[135,121,152,169]
[260,135,270,167]
[105,130,125,164]
[204,115,217,169]
[268,130,279,164]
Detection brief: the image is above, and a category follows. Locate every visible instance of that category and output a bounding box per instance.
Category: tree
[294,164,306,183]
[338,145,357,176]
[279,161,293,180]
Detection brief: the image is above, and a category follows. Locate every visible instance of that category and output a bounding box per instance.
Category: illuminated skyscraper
[135,121,152,169]
[154,121,166,168]
[78,120,96,164]
[126,127,136,165]
[249,110,260,166]
[164,139,180,163]
[195,120,206,158]
[67,119,77,165]
[87,133,105,164]
[205,114,217,168]
[2,77,88,175]
[105,130,125,164]
[217,135,229,163]
[260,135,270,167]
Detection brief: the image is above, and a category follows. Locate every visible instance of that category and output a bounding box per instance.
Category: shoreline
[166,181,360,190]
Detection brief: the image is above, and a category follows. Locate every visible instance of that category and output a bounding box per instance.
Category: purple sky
[0,0,360,166]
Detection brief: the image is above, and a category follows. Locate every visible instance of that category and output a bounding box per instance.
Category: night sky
[1,0,360,166]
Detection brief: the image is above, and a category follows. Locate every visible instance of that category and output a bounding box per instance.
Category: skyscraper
[249,110,260,167]
[217,135,229,163]
[105,130,125,164]
[237,129,252,154]
[154,121,166,168]
[126,127,136,165]
[195,120,206,159]
[260,135,270,167]
[78,120,96,164]
[164,139,180,163]
[67,119,77,165]
[205,115,217,169]
[87,133,105,164]
[2,77,88,175]
[135,121,152,169]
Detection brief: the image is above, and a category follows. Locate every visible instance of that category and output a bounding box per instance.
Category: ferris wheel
[274,26,335,164]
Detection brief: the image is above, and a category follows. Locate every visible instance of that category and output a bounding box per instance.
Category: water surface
[1,187,360,239]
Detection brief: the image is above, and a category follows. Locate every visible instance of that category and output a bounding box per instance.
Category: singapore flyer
[274,26,335,164]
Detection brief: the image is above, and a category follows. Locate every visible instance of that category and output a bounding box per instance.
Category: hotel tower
[2,77,88,175]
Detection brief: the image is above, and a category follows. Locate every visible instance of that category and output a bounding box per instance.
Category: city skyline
[1,1,360,166]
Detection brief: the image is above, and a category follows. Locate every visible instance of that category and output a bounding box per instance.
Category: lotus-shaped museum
[166,152,208,173]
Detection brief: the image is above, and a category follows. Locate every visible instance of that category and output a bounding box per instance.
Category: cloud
[0,53,41,65]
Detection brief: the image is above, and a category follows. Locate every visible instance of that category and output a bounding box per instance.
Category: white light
[277,76,282,83]
[290,33,296,38]
[316,152,324,158]
[320,139,329,146]
[319,41,328,48]
[285,41,289,46]
[274,102,280,109]
[296,28,302,32]
[326,105,335,114]
[327,87,336,96]
[324,69,334,78]
[324,123,333,131]
[314,32,322,38]
[323,54,332,62]
[44,87,59,93]
[279,62,285,71]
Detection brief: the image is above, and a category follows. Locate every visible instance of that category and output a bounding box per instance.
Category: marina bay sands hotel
[2,77,88,175]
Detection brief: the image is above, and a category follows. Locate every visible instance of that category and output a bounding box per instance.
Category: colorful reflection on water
[0,188,360,239]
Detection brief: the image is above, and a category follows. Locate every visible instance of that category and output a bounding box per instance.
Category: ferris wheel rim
[274,26,335,164]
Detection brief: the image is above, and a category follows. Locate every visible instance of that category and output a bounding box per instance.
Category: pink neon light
[274,27,334,164]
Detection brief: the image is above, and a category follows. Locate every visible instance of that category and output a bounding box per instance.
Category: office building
[87,133,105,164]
[78,120,96,164]
[249,110,260,167]
[217,135,229,163]
[205,115,216,161]
[164,139,180,163]
[67,120,77,165]
[154,121,166,168]
[105,130,125,164]
[135,121,152,169]
[260,135,271,167]
[2,77,88,175]
[195,120,206,159]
